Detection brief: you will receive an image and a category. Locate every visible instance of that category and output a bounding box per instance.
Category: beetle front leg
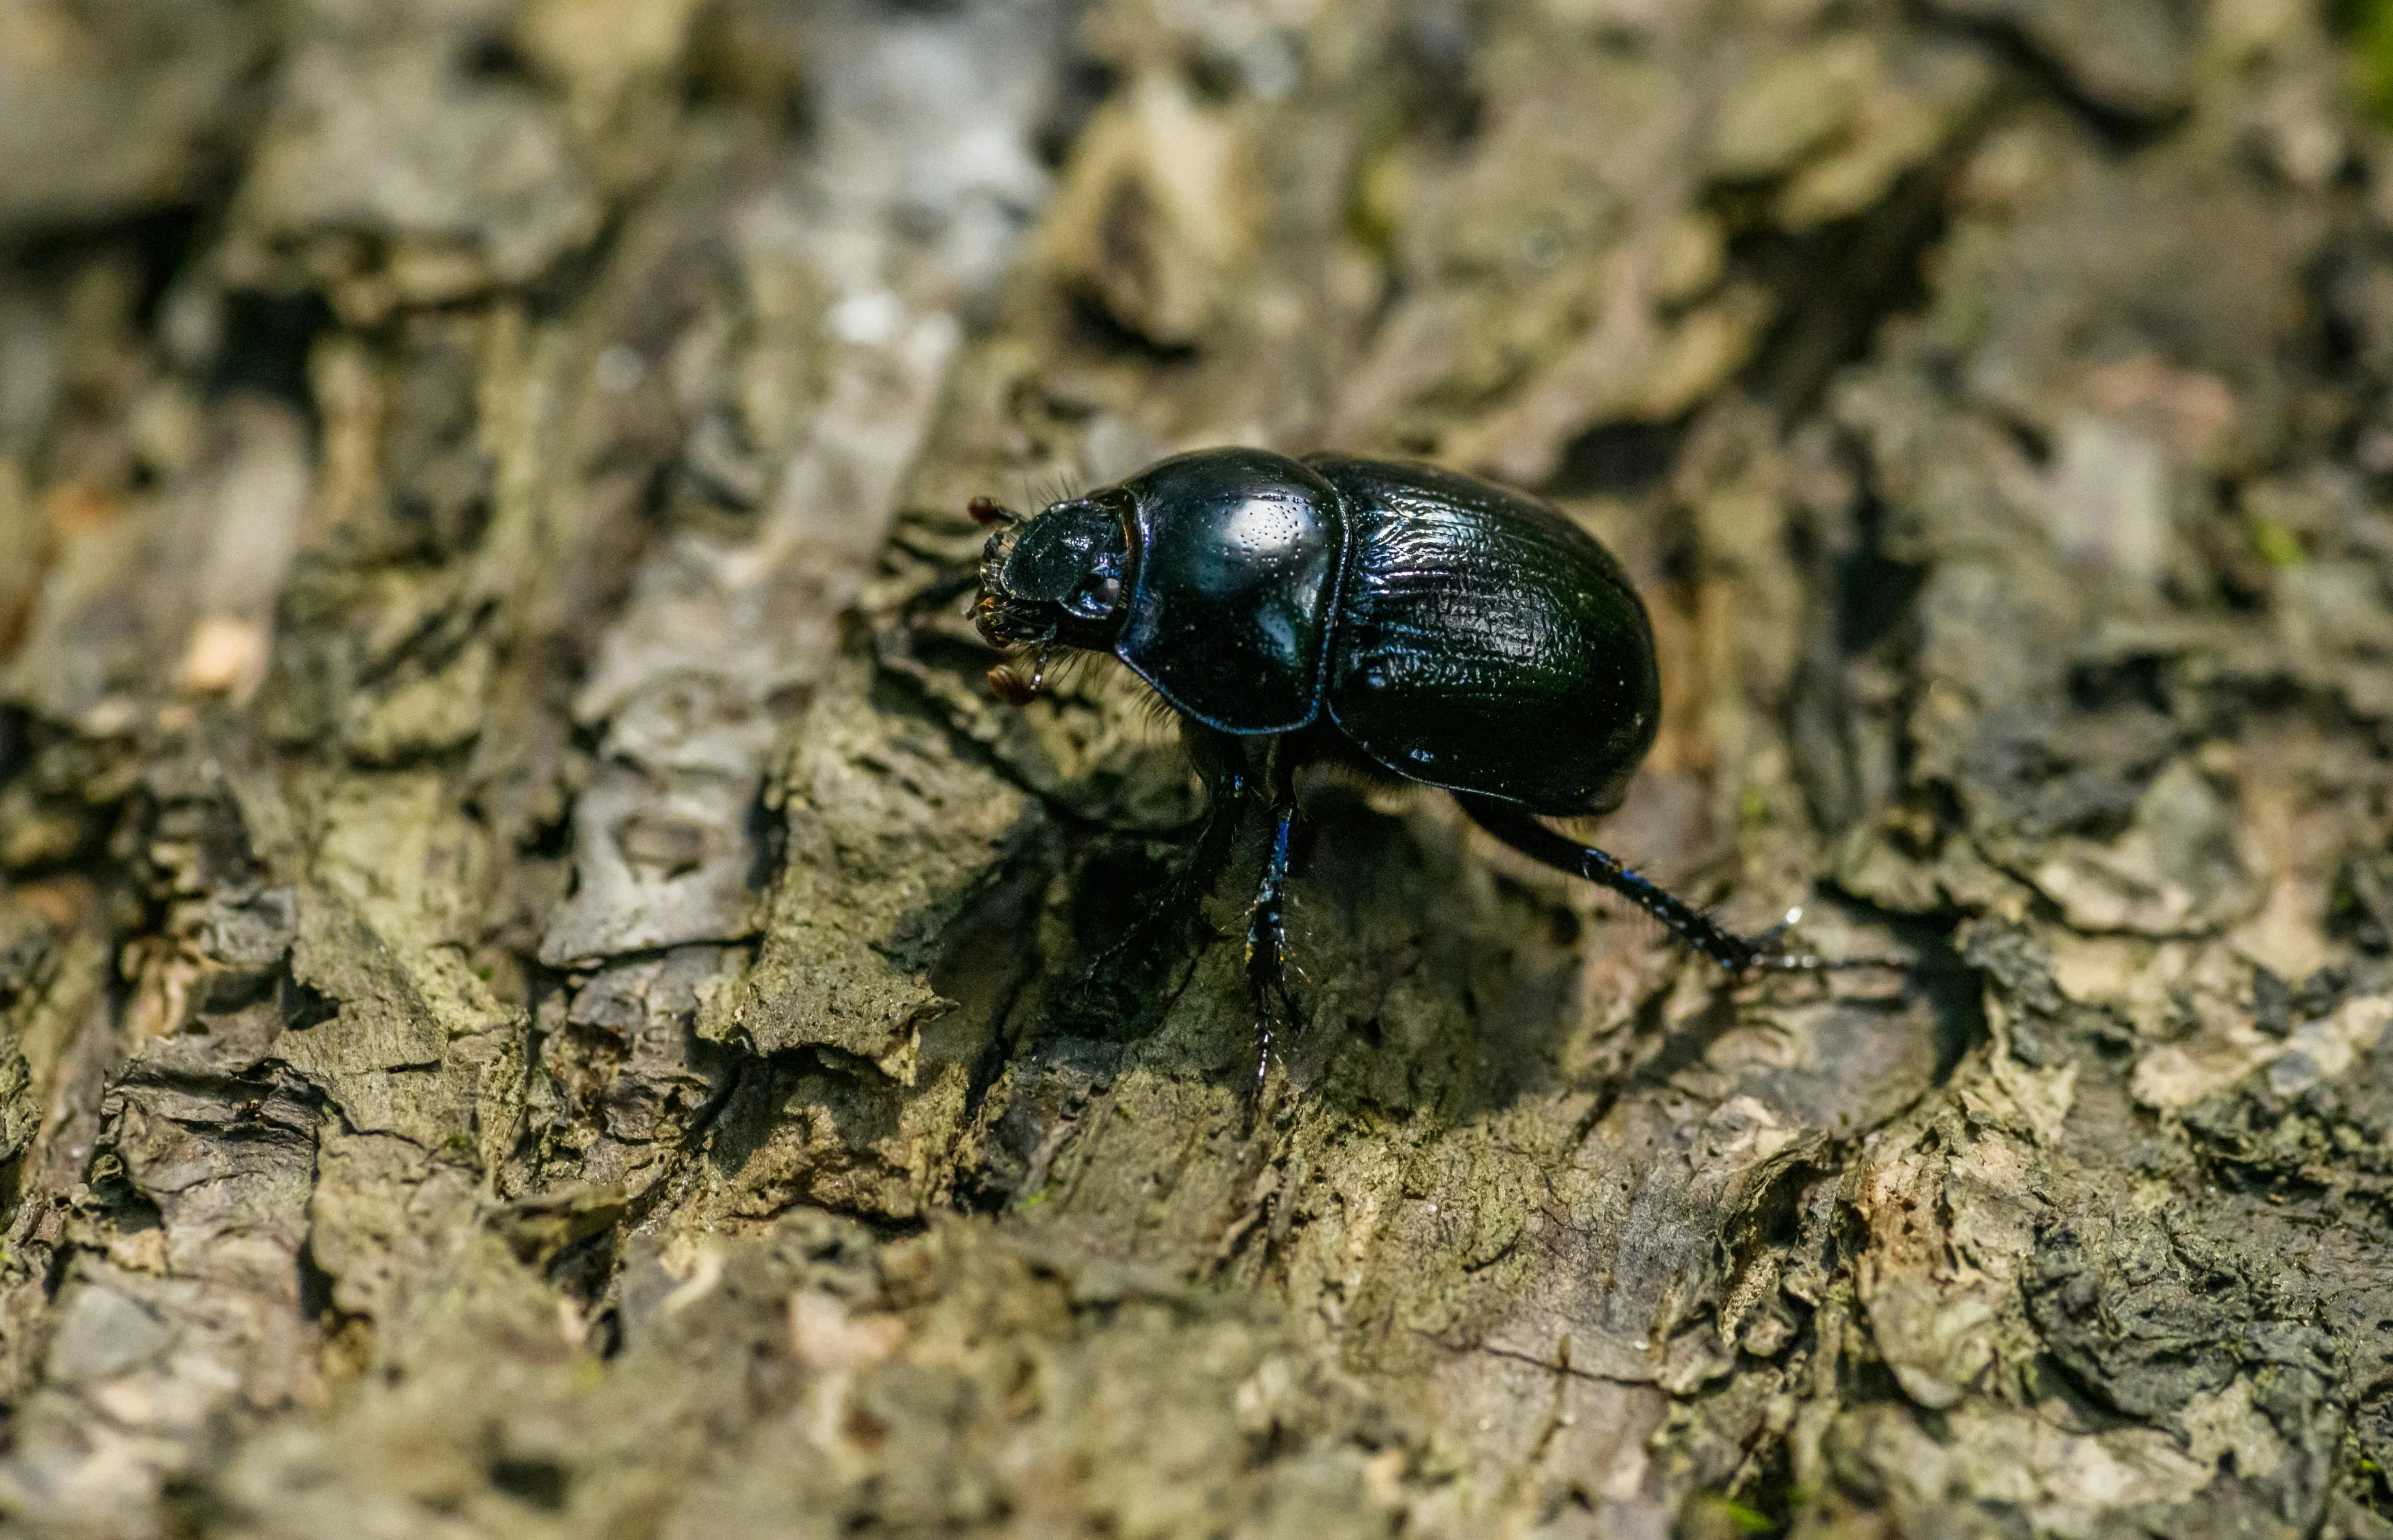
[1244,746,1301,1095]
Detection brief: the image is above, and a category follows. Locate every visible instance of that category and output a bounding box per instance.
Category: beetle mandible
[970,447,1876,1088]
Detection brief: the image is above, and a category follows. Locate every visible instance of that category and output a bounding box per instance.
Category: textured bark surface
[8,1,2393,1536]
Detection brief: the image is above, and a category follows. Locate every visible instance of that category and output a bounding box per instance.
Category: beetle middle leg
[1243,741,1302,1095]
[1456,795,1900,975]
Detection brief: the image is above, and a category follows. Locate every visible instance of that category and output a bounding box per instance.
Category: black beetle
[971,447,1876,1085]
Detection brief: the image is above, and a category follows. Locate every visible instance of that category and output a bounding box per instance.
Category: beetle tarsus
[1743,947,1910,975]
[1735,907,1910,975]
[1749,906,1802,956]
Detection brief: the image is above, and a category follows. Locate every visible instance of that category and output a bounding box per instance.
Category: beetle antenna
[967,496,1019,526]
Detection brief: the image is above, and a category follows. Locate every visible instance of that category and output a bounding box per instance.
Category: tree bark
[6,2,2393,1536]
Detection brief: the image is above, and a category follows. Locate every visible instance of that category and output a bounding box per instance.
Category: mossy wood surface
[6,1,2393,1536]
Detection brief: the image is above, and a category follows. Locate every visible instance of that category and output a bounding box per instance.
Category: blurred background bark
[6,1,2393,1535]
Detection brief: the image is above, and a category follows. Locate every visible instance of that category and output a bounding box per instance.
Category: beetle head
[973,492,1132,660]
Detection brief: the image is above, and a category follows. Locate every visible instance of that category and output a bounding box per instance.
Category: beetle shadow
[899,761,1963,1232]
[1242,780,1592,1124]
[858,630,1954,1191]
[1252,781,1947,1137]
[981,775,1712,1132]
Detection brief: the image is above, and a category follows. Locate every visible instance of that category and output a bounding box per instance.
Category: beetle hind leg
[1456,795,1904,975]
